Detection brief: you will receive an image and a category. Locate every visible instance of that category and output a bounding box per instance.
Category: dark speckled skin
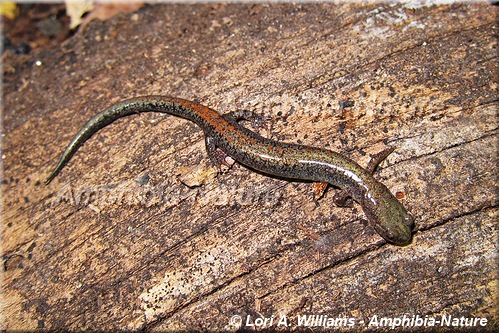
[45,96,415,245]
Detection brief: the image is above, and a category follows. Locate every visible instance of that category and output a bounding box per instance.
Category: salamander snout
[374,211,415,246]
[362,185,415,246]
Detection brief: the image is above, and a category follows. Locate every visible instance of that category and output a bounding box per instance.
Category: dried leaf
[65,0,94,29]
[0,2,18,19]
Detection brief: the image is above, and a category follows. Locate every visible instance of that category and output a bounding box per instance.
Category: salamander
[45,96,415,245]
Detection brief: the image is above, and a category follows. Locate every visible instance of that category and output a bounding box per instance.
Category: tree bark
[2,2,497,331]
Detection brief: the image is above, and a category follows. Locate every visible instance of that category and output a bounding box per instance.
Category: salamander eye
[405,215,415,229]
[374,224,396,242]
[385,230,396,241]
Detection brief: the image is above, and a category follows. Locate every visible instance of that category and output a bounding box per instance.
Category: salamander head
[362,184,415,246]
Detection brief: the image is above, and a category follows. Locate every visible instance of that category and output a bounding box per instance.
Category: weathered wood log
[2,3,497,331]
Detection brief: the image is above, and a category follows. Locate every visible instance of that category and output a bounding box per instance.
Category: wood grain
[2,3,497,331]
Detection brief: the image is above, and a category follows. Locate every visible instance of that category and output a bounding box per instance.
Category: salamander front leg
[311,182,354,207]
[311,182,329,200]
[366,146,395,174]
[333,146,396,207]
[333,189,354,207]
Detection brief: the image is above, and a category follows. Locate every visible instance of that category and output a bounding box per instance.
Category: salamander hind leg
[223,110,267,131]
[205,135,235,171]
